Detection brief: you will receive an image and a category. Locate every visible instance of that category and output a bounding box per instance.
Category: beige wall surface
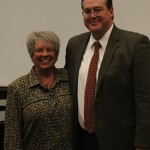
[0,0,150,86]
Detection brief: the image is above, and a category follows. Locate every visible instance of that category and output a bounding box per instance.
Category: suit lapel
[96,26,120,93]
[72,33,91,98]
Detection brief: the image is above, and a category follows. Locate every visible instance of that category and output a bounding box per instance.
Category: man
[65,0,150,150]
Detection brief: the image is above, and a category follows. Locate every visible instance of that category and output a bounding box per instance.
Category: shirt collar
[28,67,40,88]
[27,67,68,88]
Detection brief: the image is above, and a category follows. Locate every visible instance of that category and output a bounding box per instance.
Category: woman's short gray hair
[26,30,60,59]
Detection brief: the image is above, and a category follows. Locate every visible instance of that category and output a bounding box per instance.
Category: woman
[4,31,73,150]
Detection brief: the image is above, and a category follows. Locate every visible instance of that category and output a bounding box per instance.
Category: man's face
[82,0,113,38]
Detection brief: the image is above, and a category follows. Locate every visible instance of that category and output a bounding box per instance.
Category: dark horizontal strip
[0,106,6,111]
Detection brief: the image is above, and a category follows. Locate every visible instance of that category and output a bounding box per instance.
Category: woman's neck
[35,67,55,89]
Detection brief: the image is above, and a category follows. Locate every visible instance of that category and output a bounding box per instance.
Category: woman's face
[32,40,57,72]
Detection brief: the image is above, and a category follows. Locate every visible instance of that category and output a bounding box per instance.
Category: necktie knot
[93,41,101,49]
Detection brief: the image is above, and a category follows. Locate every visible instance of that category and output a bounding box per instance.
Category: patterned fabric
[4,67,73,150]
[84,42,101,133]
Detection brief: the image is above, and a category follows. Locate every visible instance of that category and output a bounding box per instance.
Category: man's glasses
[82,7,103,18]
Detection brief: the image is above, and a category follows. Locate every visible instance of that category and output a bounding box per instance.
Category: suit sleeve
[133,35,150,148]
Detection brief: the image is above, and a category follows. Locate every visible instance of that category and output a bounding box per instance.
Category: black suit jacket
[65,25,150,150]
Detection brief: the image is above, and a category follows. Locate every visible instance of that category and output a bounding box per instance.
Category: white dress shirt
[78,24,113,129]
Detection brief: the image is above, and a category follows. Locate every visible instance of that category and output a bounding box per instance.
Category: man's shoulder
[112,26,150,48]
[116,26,148,39]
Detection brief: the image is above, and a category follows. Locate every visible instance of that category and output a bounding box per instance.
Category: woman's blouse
[4,67,73,150]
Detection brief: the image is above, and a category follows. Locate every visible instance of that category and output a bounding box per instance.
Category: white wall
[0,0,150,86]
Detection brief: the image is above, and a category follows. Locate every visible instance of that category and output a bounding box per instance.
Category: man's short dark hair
[81,0,113,10]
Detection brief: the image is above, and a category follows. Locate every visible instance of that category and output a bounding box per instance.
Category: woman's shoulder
[8,74,29,90]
